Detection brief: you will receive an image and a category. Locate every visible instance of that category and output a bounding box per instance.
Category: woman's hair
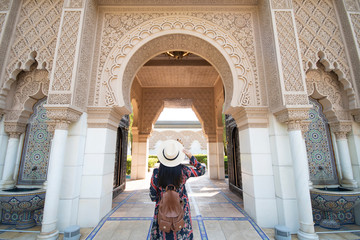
[158,163,183,189]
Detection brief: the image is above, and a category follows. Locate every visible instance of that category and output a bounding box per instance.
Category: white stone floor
[1,172,360,239]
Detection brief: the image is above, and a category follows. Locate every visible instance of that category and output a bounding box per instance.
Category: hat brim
[156,140,185,167]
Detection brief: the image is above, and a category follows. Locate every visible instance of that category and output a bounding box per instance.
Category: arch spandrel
[97,15,261,113]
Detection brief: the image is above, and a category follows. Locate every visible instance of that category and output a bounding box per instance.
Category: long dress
[149,156,206,240]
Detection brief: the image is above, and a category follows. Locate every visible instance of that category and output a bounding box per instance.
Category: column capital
[4,122,26,136]
[132,127,149,142]
[329,121,352,139]
[225,106,269,131]
[87,106,130,131]
[44,105,82,130]
[351,108,360,123]
[274,106,311,123]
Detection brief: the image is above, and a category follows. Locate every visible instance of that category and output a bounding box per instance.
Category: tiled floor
[1,172,360,239]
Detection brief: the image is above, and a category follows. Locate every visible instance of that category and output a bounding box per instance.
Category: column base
[297,229,319,240]
[0,180,15,189]
[341,179,358,188]
[37,230,59,240]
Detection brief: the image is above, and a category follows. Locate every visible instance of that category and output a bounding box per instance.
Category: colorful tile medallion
[17,98,52,185]
[305,98,338,185]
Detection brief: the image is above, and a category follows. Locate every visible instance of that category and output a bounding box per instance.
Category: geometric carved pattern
[274,11,304,92]
[0,0,10,11]
[95,10,261,108]
[0,13,6,37]
[6,0,63,79]
[294,0,351,80]
[18,98,52,185]
[350,13,360,51]
[271,0,292,9]
[51,11,81,91]
[306,66,350,122]
[305,98,338,185]
[344,0,360,11]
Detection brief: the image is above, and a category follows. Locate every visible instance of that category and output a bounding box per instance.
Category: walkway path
[85,172,273,240]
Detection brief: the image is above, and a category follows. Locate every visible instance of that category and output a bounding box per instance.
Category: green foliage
[126,155,132,175]
[193,154,207,166]
[148,157,159,171]
[224,156,228,175]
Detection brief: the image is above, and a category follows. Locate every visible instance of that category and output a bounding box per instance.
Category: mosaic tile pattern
[18,98,52,185]
[305,98,338,185]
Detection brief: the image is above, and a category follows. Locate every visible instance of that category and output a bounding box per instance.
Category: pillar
[131,128,149,180]
[0,122,26,189]
[0,133,21,189]
[287,121,318,240]
[348,122,360,186]
[0,116,9,179]
[207,128,225,180]
[38,121,70,240]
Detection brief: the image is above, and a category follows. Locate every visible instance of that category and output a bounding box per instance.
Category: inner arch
[121,34,234,112]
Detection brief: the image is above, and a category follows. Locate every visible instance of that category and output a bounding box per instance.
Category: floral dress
[149,156,206,240]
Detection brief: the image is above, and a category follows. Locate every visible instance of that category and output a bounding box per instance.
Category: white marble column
[335,131,357,188]
[0,133,21,189]
[0,116,9,179]
[38,121,69,240]
[288,121,318,240]
[131,140,149,180]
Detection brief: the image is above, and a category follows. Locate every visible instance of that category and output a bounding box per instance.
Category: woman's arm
[149,168,159,202]
[183,149,206,178]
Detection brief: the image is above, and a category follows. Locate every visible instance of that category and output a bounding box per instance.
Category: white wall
[77,125,117,227]
[58,113,88,231]
[239,126,278,228]
[268,115,299,233]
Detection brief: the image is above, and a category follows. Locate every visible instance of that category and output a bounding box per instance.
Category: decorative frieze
[274,10,304,92]
[293,0,351,82]
[51,11,81,92]
[5,0,63,82]
[4,122,26,135]
[271,0,292,9]
[226,106,269,130]
[329,122,352,136]
[0,0,10,11]
[97,0,258,5]
[274,107,310,124]
[87,106,130,131]
[94,8,262,111]
[64,0,84,8]
[44,105,82,126]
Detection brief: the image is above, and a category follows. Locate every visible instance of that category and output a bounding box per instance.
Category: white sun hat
[157,140,185,167]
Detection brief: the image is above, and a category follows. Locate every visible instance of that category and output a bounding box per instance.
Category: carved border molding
[87,106,130,131]
[95,10,261,111]
[4,121,27,135]
[96,0,258,5]
[274,106,311,124]
[44,105,82,129]
[226,106,269,131]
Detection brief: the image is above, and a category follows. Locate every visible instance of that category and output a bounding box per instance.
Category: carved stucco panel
[73,0,97,110]
[306,68,350,122]
[0,13,6,37]
[271,0,292,9]
[64,0,84,8]
[5,0,63,80]
[274,11,304,93]
[0,0,10,11]
[6,69,49,122]
[51,10,81,92]
[344,0,360,11]
[293,0,351,80]
[94,10,261,110]
[350,13,360,51]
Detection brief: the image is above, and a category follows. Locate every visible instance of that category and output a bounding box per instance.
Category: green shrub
[224,156,228,175]
[193,154,207,166]
[148,157,159,171]
[126,155,132,175]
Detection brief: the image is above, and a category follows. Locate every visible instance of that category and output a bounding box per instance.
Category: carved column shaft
[275,108,318,240]
[331,122,357,188]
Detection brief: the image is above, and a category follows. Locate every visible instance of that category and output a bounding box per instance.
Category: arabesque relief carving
[350,13,360,51]
[294,0,351,82]
[94,9,262,110]
[5,69,49,125]
[4,0,63,83]
[306,65,351,123]
[0,0,10,11]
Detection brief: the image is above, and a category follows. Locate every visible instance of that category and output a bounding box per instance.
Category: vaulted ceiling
[135,53,220,88]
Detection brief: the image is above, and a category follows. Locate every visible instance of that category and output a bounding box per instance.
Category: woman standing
[149,139,206,239]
